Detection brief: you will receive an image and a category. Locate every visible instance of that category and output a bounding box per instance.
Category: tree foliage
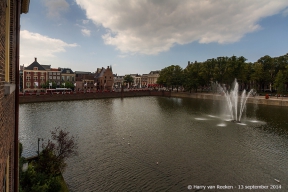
[20,128,78,192]
[157,65,183,91]
[157,53,288,93]
[124,75,134,84]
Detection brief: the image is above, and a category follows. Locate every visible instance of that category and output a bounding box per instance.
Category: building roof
[50,68,61,71]
[41,65,51,70]
[24,58,46,71]
[94,68,105,78]
[75,71,92,74]
[149,70,160,74]
[61,68,74,74]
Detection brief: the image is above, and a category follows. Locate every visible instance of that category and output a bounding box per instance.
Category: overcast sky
[20,0,288,75]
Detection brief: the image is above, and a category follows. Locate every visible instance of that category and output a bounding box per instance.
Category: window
[57,76,60,80]
[34,72,38,75]
[27,72,30,75]
[49,72,52,75]
[40,76,45,80]
[41,72,45,76]
[67,76,70,81]
[62,76,64,81]
[26,82,31,88]
[66,70,70,73]
[33,67,38,70]
[53,72,56,75]
[33,76,38,81]
[53,76,56,79]
[49,76,52,79]
[26,76,31,81]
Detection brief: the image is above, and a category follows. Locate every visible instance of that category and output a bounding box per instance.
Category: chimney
[35,57,37,62]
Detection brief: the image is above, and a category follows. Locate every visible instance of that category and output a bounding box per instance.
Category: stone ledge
[4,83,16,96]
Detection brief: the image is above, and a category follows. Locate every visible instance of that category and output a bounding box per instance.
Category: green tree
[157,65,183,91]
[274,70,285,96]
[61,81,74,89]
[124,75,134,87]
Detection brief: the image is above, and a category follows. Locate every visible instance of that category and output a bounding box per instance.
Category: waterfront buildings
[0,0,30,191]
[147,70,160,85]
[113,74,124,88]
[23,58,48,92]
[75,71,95,91]
[95,66,114,91]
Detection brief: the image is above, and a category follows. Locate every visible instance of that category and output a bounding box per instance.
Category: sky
[20,0,288,76]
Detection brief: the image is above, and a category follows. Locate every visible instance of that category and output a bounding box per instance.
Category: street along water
[19,96,288,191]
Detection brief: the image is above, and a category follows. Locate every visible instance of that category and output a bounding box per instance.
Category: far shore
[19,90,288,107]
[170,92,288,107]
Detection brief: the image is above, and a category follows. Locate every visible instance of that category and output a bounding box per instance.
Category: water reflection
[20,97,288,191]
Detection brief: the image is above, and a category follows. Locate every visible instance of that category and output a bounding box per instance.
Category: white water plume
[217,79,255,122]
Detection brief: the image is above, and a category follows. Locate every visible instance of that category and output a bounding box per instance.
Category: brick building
[0,0,30,191]
[94,66,114,91]
[23,58,47,92]
[48,68,61,87]
[75,71,95,91]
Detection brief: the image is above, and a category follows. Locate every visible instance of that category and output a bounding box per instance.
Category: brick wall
[0,0,16,191]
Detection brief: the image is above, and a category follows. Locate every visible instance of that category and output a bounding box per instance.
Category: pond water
[19,96,288,191]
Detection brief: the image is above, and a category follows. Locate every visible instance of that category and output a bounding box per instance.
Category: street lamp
[37,138,43,156]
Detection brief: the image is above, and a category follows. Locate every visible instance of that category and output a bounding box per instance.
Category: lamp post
[37,138,43,156]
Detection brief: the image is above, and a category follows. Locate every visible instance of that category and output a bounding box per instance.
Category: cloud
[82,19,89,24]
[75,0,288,55]
[44,0,69,18]
[20,30,77,64]
[81,29,91,36]
[283,8,288,17]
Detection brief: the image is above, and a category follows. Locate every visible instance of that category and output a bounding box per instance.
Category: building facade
[0,0,30,191]
[113,74,124,88]
[94,66,114,91]
[23,58,47,92]
[47,68,61,87]
[147,70,160,85]
[60,68,75,87]
[75,71,95,91]
[141,74,148,87]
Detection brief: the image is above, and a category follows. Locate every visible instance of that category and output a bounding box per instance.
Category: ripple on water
[19,97,288,191]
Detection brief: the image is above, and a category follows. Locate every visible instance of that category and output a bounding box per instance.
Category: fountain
[217,79,255,123]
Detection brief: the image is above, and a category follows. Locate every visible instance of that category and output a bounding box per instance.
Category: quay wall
[19,90,171,104]
[19,90,288,107]
[170,92,288,107]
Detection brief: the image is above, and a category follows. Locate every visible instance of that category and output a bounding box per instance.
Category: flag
[34,82,38,87]
[74,83,76,86]
[94,83,97,86]
[49,82,52,86]
[62,83,65,86]
[84,83,87,87]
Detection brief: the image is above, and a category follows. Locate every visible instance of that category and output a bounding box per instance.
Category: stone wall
[19,90,172,104]
[171,92,288,107]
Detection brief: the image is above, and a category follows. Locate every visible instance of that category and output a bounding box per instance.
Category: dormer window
[33,67,38,70]
[66,70,70,73]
